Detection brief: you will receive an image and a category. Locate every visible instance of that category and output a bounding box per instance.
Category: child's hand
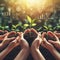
[47,31,60,49]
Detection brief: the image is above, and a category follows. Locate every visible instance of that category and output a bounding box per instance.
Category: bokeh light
[4,0,60,19]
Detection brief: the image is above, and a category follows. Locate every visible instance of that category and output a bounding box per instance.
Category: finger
[54,33,60,38]
[7,37,16,41]
[47,31,59,41]
[41,42,46,48]
[0,30,4,33]
[4,33,9,39]
[4,30,8,33]
[48,40,56,44]
[20,32,24,39]
[15,36,21,43]
[42,32,46,41]
[31,28,38,35]
[17,32,21,36]
[8,31,16,36]
[54,31,57,33]
[37,32,41,37]
[24,29,30,34]
[41,38,47,48]
[41,38,49,48]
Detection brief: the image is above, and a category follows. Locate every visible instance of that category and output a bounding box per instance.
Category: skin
[31,29,45,60]
[0,31,29,60]
[0,36,20,60]
[0,33,15,50]
[54,31,60,38]
[14,32,29,60]
[41,32,60,60]
[47,31,60,49]
[0,30,8,40]
[0,29,60,60]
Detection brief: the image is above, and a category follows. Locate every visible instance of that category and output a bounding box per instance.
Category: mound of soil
[24,31,37,46]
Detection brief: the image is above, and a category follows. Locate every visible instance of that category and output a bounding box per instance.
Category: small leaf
[16,24,19,28]
[32,23,36,26]
[24,24,29,27]
[12,25,16,29]
[27,16,31,23]
[32,19,36,23]
[44,26,48,30]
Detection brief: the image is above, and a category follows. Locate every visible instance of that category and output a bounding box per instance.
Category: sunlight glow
[6,0,54,17]
[16,0,46,8]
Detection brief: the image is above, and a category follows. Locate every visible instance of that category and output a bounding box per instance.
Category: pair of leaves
[24,23,36,27]
[26,16,36,27]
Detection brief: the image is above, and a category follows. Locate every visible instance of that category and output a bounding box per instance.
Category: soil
[0,31,6,35]
[44,34,56,41]
[24,31,37,46]
[8,33,19,38]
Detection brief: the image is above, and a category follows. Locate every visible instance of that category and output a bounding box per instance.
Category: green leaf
[16,24,20,28]
[24,24,29,27]
[32,19,36,23]
[32,23,36,26]
[12,25,16,29]
[44,26,48,30]
[27,16,31,23]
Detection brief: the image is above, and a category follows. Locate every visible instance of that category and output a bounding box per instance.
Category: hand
[8,31,16,38]
[31,32,45,60]
[31,33,42,49]
[2,33,15,46]
[20,32,29,49]
[14,32,29,60]
[0,30,8,40]
[54,31,60,38]
[41,32,54,51]
[47,31,60,49]
[7,36,20,49]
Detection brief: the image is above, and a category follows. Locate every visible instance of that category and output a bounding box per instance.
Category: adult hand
[47,31,60,49]
[31,32,42,49]
[14,32,29,60]
[31,32,45,60]
[0,30,8,40]
[54,31,60,38]
[7,36,20,49]
[41,32,54,51]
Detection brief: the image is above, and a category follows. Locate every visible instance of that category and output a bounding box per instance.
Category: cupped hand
[7,36,20,49]
[0,30,8,40]
[2,33,15,46]
[41,32,54,51]
[31,32,42,49]
[20,32,29,49]
[47,31,60,49]
[54,31,60,38]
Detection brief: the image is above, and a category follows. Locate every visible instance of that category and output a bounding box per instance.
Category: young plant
[24,16,37,29]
